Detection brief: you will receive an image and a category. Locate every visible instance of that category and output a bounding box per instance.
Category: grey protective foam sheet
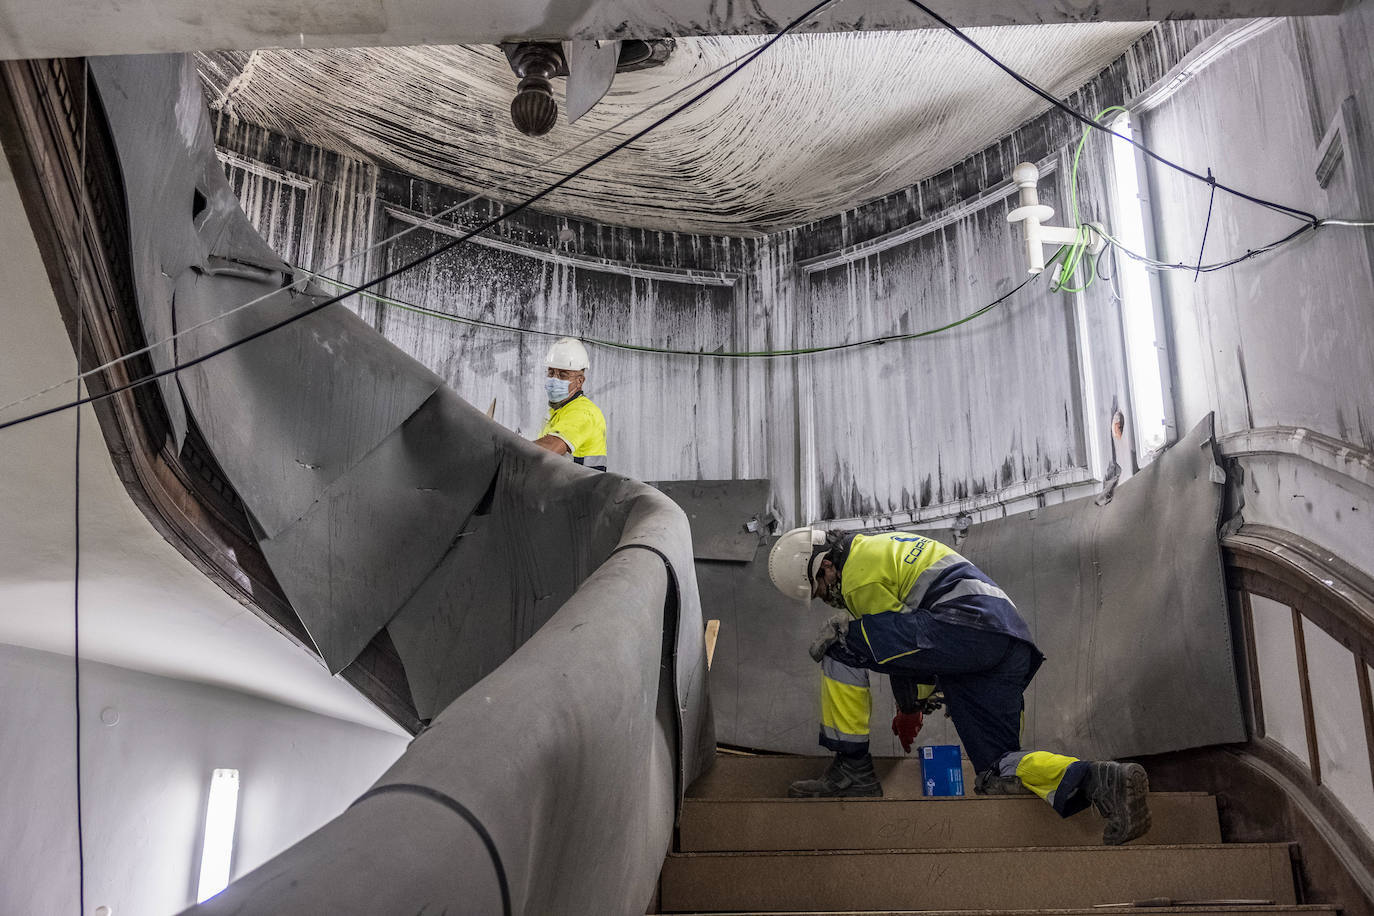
[705,415,1246,761]
[191,510,687,916]
[88,54,712,915]
[652,478,772,561]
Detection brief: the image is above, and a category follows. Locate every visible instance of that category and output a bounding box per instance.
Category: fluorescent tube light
[1109,113,1171,460]
[196,769,240,903]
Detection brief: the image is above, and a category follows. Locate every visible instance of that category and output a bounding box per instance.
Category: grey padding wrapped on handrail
[85,54,711,915]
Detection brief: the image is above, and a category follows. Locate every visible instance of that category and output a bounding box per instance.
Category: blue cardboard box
[920,744,965,796]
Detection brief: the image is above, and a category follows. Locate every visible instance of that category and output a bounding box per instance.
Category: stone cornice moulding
[384,204,742,288]
[798,154,1060,275]
[1217,425,1374,496]
[1128,18,1285,113]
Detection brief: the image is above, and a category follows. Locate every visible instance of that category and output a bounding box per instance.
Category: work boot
[973,769,1034,795]
[787,752,883,798]
[1085,760,1151,845]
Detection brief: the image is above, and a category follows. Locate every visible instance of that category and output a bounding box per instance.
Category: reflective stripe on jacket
[539,392,607,471]
[839,533,1034,661]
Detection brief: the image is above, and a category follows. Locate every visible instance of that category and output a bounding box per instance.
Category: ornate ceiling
[198,24,1150,235]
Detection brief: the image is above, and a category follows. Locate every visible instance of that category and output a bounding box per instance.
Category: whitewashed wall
[0,645,406,916]
[211,23,1196,529]
[1142,14,1374,581]
[1142,6,1374,854]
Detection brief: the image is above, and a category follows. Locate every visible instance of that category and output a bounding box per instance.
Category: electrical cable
[301,254,1055,359]
[1095,243,1123,303]
[0,0,845,435]
[1193,169,1218,282]
[73,58,89,916]
[0,43,763,419]
[902,0,1323,227]
[1056,107,1340,281]
[1051,105,1131,294]
[1094,220,1319,274]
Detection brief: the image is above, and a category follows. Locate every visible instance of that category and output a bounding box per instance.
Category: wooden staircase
[655,755,1338,916]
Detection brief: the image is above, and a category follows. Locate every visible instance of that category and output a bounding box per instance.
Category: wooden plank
[1240,590,1266,739]
[1291,608,1322,785]
[679,793,1220,852]
[1358,650,1374,797]
[662,908,1339,916]
[689,755,975,800]
[660,844,1297,913]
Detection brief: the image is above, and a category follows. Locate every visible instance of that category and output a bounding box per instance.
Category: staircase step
[665,908,1336,916]
[679,793,1220,851]
[690,756,980,799]
[659,843,1297,913]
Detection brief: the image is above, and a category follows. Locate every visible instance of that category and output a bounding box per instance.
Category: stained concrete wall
[0,644,407,916]
[207,22,1217,529]
[205,18,1374,552]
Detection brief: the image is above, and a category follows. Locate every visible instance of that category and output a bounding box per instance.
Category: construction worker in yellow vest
[768,527,1151,846]
[532,337,607,472]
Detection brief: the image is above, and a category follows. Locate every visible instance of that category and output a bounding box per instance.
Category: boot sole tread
[1102,763,1151,845]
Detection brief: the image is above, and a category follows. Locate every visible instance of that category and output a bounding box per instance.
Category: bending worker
[532,337,607,472]
[768,526,1151,846]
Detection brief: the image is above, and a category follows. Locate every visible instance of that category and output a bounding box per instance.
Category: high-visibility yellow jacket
[539,392,607,471]
[839,532,1035,665]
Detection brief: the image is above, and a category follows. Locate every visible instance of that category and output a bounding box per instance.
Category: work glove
[892,709,924,754]
[808,613,851,662]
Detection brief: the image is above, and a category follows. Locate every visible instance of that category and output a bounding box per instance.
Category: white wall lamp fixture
[1006,161,1098,275]
[195,768,240,903]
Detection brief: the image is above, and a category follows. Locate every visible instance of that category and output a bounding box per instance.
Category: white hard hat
[545,337,590,371]
[768,526,828,602]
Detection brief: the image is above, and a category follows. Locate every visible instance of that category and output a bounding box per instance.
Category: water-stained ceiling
[197,25,1151,235]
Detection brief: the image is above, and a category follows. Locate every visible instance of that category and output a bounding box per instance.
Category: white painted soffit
[198,24,1151,235]
[0,0,1335,60]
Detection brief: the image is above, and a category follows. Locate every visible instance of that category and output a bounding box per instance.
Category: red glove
[892,710,924,753]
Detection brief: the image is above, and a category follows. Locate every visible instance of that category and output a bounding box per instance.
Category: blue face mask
[545,377,570,404]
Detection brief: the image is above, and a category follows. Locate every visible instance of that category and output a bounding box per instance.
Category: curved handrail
[1219,524,1374,907]
[55,52,713,915]
[192,500,701,914]
[1224,523,1374,661]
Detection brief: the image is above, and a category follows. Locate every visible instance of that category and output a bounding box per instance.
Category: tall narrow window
[196,768,240,903]
[1109,114,1172,462]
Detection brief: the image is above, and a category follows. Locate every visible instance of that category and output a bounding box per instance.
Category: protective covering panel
[254,386,499,672]
[173,269,444,544]
[386,445,637,720]
[87,54,712,915]
[653,478,771,562]
[707,415,1245,761]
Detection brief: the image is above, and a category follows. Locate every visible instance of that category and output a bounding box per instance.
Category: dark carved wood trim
[1357,648,1374,797]
[0,58,420,733]
[1239,589,1266,739]
[1290,605,1322,785]
[1224,525,1374,654]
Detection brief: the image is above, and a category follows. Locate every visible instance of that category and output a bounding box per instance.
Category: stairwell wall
[0,644,406,916]
[1139,4,1374,850]
[1143,11,1374,581]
